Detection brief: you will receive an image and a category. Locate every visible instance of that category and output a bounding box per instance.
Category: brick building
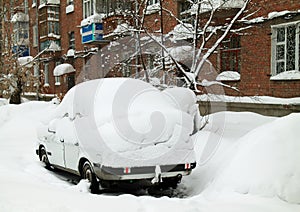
[4,0,300,98]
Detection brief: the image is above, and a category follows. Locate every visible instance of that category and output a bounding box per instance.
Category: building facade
[3,0,300,98]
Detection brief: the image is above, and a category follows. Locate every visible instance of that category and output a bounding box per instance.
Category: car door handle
[60,139,64,143]
[74,142,79,146]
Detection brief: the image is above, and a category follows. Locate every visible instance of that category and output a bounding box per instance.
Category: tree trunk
[9,79,22,104]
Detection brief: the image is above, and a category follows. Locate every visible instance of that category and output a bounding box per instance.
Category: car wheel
[39,147,51,169]
[82,161,99,193]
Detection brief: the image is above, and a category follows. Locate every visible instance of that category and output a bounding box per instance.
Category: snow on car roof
[52,78,197,167]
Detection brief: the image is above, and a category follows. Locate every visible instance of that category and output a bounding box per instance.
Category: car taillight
[124,167,131,174]
[185,163,191,169]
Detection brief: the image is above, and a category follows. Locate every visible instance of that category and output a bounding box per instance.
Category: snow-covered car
[36,78,199,192]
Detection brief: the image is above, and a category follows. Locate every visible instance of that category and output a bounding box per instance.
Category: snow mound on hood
[213,113,300,204]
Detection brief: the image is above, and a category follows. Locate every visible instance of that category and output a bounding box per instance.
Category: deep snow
[0,100,299,211]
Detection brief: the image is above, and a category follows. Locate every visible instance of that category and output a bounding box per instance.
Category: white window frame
[34,64,39,77]
[33,25,38,47]
[271,21,300,76]
[83,0,95,19]
[44,63,49,86]
[55,61,61,85]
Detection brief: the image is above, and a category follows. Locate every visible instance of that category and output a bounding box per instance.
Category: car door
[46,118,65,167]
[62,118,80,171]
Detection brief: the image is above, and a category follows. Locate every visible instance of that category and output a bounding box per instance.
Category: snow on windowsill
[270,71,300,81]
[48,0,60,4]
[145,3,160,15]
[66,4,74,14]
[55,82,61,86]
[32,3,36,7]
[48,33,60,39]
[216,71,241,81]
[43,83,50,87]
[244,10,300,24]
[38,3,46,9]
[81,13,104,27]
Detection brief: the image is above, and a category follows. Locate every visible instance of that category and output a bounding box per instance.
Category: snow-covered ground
[0,101,299,211]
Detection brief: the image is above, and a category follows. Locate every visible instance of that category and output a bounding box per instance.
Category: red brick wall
[24,0,300,98]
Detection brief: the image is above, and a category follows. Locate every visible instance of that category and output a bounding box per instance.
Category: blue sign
[81,23,103,44]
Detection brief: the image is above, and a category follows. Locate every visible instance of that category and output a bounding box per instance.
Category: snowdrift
[1,100,300,211]
[213,113,300,204]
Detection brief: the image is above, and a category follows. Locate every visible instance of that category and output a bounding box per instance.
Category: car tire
[39,147,51,169]
[82,161,99,193]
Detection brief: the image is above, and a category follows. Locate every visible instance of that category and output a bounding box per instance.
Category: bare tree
[0,0,36,104]
[105,0,252,92]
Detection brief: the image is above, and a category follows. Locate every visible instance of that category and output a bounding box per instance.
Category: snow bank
[213,113,300,204]
[1,101,300,211]
[184,112,275,196]
[0,98,8,107]
[197,94,300,105]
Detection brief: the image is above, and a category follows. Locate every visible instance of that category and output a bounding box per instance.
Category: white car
[36,78,198,192]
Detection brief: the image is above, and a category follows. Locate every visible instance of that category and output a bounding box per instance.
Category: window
[55,62,61,85]
[40,0,47,5]
[33,25,38,47]
[32,0,37,7]
[66,0,74,13]
[69,31,75,49]
[44,63,49,86]
[39,6,60,37]
[148,0,159,5]
[220,35,241,72]
[34,64,39,77]
[40,39,61,51]
[83,0,94,19]
[48,21,60,34]
[271,22,300,75]
[178,0,194,24]
[93,0,131,16]
[39,6,60,50]
[67,0,74,5]
[13,21,29,44]
[24,0,29,14]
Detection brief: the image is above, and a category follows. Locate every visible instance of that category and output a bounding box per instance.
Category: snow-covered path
[0,101,299,211]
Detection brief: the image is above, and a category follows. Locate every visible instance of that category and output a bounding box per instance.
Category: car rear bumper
[93,162,196,181]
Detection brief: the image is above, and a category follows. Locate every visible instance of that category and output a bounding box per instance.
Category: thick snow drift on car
[38,78,199,167]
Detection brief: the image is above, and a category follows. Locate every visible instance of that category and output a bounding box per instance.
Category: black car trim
[94,162,196,176]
